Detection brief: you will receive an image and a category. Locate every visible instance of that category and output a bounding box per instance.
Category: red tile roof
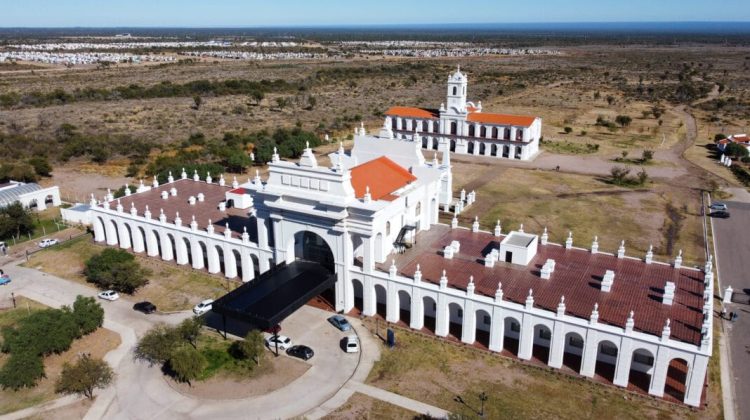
[386,227,705,345]
[467,112,536,127]
[350,156,416,201]
[385,106,439,119]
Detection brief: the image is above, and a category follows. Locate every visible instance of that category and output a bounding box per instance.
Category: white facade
[69,131,711,408]
[0,182,61,211]
[385,67,542,162]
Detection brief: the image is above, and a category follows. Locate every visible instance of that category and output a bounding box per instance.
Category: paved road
[711,200,750,420]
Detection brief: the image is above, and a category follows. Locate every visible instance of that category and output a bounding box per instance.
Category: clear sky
[1,0,748,27]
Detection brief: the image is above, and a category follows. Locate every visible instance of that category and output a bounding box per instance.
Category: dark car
[709,210,730,219]
[133,301,157,314]
[286,345,314,360]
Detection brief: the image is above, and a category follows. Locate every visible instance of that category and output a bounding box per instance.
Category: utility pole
[479,391,488,418]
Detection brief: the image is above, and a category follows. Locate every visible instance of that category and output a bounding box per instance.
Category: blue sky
[1,0,748,27]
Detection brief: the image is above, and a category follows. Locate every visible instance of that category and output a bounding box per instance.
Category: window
[538,328,551,340]
[633,353,654,366]
[416,202,421,216]
[510,322,520,332]
[452,86,457,95]
[568,336,584,348]
[386,222,391,236]
[457,308,463,318]
[405,197,409,208]
[483,315,491,325]
[600,343,618,357]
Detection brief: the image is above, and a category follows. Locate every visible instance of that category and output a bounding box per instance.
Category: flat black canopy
[212,260,335,330]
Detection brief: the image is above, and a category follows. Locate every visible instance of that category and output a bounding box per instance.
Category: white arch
[191,239,206,270]
[93,217,105,242]
[104,219,118,246]
[130,223,145,253]
[159,231,174,262]
[224,247,238,279]
[116,221,132,249]
[175,235,189,265]
[207,244,221,274]
[145,229,159,257]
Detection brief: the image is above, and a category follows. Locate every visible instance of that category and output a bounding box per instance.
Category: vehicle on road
[133,301,157,314]
[97,290,120,301]
[709,202,728,211]
[328,314,352,331]
[709,210,731,219]
[193,299,214,315]
[286,345,314,360]
[38,238,59,248]
[265,335,292,350]
[344,335,360,353]
[0,275,10,286]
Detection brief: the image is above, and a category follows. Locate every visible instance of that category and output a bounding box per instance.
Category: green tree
[27,157,52,177]
[237,330,265,366]
[249,90,264,105]
[55,355,113,399]
[725,142,749,160]
[192,95,202,110]
[84,248,149,293]
[72,295,104,336]
[134,324,180,366]
[615,115,632,127]
[275,97,289,111]
[177,318,203,349]
[641,150,654,163]
[0,202,34,240]
[610,166,631,186]
[168,345,205,386]
[0,353,44,390]
[563,126,573,134]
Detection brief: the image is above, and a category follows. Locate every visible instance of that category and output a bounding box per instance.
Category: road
[711,200,750,420]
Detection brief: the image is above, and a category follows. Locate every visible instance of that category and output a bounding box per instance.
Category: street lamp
[479,391,488,418]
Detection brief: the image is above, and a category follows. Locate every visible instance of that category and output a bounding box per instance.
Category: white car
[38,238,59,248]
[265,335,292,350]
[344,335,360,353]
[97,290,120,301]
[193,299,214,315]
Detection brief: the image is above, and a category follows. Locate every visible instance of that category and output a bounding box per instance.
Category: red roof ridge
[350,156,417,200]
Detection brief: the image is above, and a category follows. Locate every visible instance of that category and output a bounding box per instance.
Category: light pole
[479,391,488,418]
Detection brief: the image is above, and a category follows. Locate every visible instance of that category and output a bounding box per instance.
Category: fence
[24,231,90,261]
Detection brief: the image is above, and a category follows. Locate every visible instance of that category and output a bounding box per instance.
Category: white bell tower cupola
[446,66,468,112]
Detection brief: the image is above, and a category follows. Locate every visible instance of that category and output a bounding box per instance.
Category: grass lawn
[1,207,69,247]
[446,167,706,267]
[196,330,270,380]
[23,236,234,311]
[0,296,120,416]
[323,392,419,420]
[365,324,720,420]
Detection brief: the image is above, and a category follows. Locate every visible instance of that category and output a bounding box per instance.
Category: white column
[472,141,480,155]
[191,239,204,269]
[613,338,633,387]
[93,218,105,242]
[410,288,423,329]
[648,346,671,397]
[224,247,237,279]
[257,216,269,250]
[685,356,708,407]
[386,285,399,323]
[159,232,173,262]
[117,223,131,249]
[426,136,433,150]
[510,127,518,141]
[508,145,516,160]
[548,321,566,369]
[105,220,117,246]
[580,331,599,377]
[207,245,220,273]
[175,239,189,265]
[241,252,253,282]
[362,236,374,273]
[483,143,491,156]
[435,296,449,337]
[518,313,534,360]
[488,307,504,352]
[397,117,403,130]
[363,277,375,316]
[131,227,145,253]
[259,253,271,272]
[461,303,476,344]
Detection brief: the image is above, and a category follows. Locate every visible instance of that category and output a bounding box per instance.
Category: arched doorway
[181,237,192,265]
[628,349,655,393]
[562,332,584,373]
[467,141,475,154]
[450,139,457,152]
[447,302,463,341]
[475,309,491,348]
[665,358,689,402]
[479,142,486,155]
[503,317,520,356]
[352,279,364,313]
[595,340,619,383]
[397,290,411,325]
[166,234,177,262]
[232,249,242,279]
[532,324,552,364]
[251,254,260,278]
[374,284,387,318]
[422,296,437,333]
[93,217,105,242]
[292,231,334,272]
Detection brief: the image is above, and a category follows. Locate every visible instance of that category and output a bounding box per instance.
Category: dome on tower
[449,65,465,82]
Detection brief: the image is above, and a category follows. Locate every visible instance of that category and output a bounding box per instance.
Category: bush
[615,115,632,127]
[0,201,34,240]
[1,309,78,355]
[563,126,573,134]
[84,248,149,294]
[725,142,749,159]
[641,150,654,163]
[0,352,44,390]
[236,330,265,366]
[168,345,206,385]
[72,296,104,336]
[27,156,52,177]
[134,324,180,365]
[56,355,113,399]
[177,318,203,349]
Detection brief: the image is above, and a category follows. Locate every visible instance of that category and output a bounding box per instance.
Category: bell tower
[446,66,467,112]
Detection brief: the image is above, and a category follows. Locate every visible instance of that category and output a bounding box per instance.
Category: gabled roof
[350,156,417,201]
[385,106,439,120]
[467,112,536,127]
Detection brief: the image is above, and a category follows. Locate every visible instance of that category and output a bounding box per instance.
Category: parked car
[286,345,314,360]
[328,314,352,331]
[0,274,10,286]
[709,210,730,219]
[97,290,120,301]
[709,202,728,211]
[265,335,292,350]
[344,335,360,353]
[193,299,214,315]
[133,301,157,314]
[38,238,59,248]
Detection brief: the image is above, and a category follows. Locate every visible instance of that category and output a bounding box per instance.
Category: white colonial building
[0,181,61,211]
[384,67,542,161]
[70,128,711,407]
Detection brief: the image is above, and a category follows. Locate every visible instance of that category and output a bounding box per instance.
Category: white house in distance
[70,128,711,408]
[384,67,542,161]
[0,181,61,211]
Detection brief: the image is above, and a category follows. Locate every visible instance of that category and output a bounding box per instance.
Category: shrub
[236,330,265,366]
[84,248,148,293]
[1,309,78,355]
[72,296,104,336]
[563,126,573,134]
[725,142,749,159]
[0,202,34,240]
[134,324,180,365]
[641,150,654,163]
[177,318,203,349]
[615,115,632,127]
[168,345,206,385]
[0,353,44,390]
[27,156,52,177]
[56,355,113,399]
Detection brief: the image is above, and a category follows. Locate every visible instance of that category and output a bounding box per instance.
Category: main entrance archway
[292,231,335,273]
